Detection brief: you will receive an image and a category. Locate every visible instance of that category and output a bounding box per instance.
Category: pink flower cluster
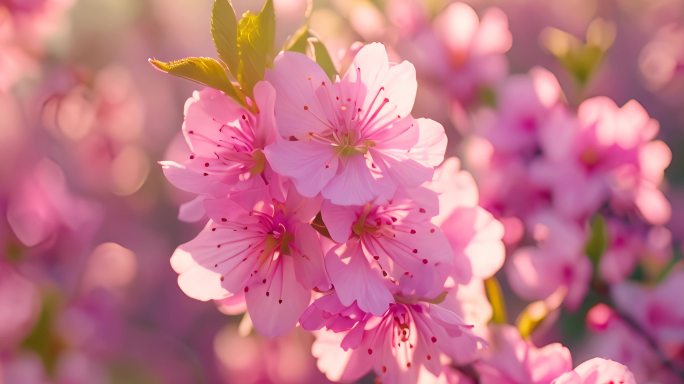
[163,37,641,382]
[466,67,673,308]
[164,42,504,382]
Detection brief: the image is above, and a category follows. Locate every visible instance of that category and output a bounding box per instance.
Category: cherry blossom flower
[552,358,636,384]
[320,188,453,315]
[533,97,671,224]
[475,325,572,384]
[170,187,325,337]
[612,270,684,349]
[427,157,505,283]
[506,213,591,309]
[161,81,281,218]
[264,42,447,206]
[409,2,512,103]
[303,293,482,384]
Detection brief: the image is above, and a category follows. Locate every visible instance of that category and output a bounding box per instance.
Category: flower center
[333,132,375,157]
[249,149,267,175]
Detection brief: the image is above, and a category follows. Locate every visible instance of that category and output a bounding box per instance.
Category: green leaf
[211,0,240,75]
[484,277,507,324]
[149,57,241,102]
[237,0,276,96]
[585,214,608,270]
[285,27,338,80]
[284,25,311,54]
[21,290,65,375]
[311,39,338,80]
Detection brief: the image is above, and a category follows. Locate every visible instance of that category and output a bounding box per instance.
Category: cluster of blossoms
[160,0,658,383]
[164,42,493,382]
[464,66,673,305]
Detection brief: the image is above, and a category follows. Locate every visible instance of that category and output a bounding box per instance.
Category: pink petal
[322,155,385,206]
[171,222,260,300]
[252,81,277,146]
[409,118,448,168]
[291,225,328,290]
[442,207,505,280]
[178,196,207,222]
[265,51,331,138]
[312,331,373,382]
[246,257,311,337]
[325,240,393,315]
[264,139,338,198]
[320,200,360,243]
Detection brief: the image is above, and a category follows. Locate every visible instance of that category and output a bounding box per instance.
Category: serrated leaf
[211,0,239,75]
[237,0,275,96]
[484,277,507,324]
[149,57,241,102]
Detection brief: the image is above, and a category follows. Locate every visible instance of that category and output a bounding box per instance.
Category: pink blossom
[428,157,505,282]
[475,325,572,384]
[476,67,562,155]
[170,187,325,337]
[6,159,102,247]
[552,358,636,384]
[161,81,281,215]
[612,270,684,349]
[506,213,591,309]
[583,303,672,382]
[264,42,447,206]
[320,188,453,315]
[534,97,671,224]
[304,293,482,383]
[416,2,511,103]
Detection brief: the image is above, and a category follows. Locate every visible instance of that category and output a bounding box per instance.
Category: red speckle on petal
[244,287,249,293]
[410,229,416,234]
[422,259,428,264]
[426,354,432,360]
[278,299,283,304]
[303,105,309,110]
[367,348,373,355]
[266,291,270,297]
[431,336,437,343]
[412,249,418,254]
[419,208,426,213]
[221,218,227,222]
[381,366,387,374]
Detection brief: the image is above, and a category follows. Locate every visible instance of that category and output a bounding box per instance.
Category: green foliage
[585,214,608,270]
[149,57,241,101]
[284,27,338,80]
[311,40,337,80]
[236,0,276,97]
[541,19,615,88]
[150,0,278,106]
[211,0,239,75]
[21,291,64,376]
